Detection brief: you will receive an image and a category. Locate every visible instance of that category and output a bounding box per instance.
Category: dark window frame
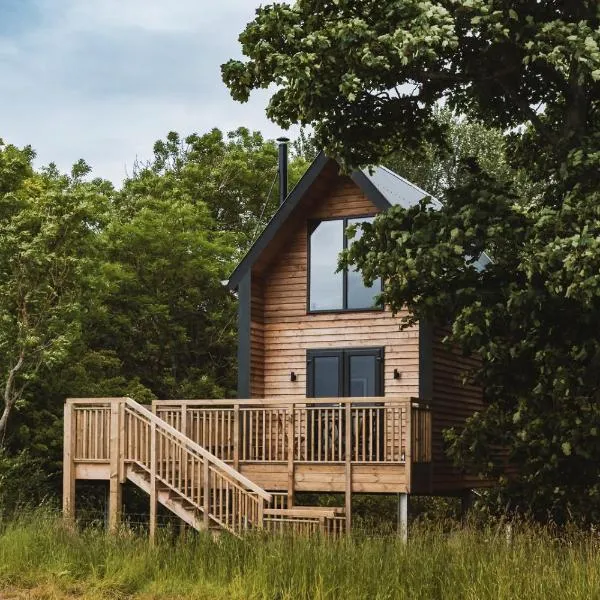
[307,215,384,314]
[306,347,385,398]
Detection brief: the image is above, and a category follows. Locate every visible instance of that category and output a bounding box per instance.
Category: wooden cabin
[64,147,485,539]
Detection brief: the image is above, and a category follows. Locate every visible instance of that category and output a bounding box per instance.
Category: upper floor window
[308,217,382,312]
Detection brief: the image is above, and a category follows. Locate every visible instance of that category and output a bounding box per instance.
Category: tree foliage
[0,127,307,507]
[0,142,110,444]
[224,1,600,522]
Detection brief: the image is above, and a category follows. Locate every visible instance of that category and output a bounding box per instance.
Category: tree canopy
[224,1,600,522]
[0,128,309,508]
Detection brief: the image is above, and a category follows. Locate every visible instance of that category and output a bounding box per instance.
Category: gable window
[308,217,382,312]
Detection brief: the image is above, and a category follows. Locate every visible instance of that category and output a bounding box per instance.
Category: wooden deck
[64,396,432,537]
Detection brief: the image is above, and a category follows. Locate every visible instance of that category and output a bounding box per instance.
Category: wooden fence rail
[153,397,431,466]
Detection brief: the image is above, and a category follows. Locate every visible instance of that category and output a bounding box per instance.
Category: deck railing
[153,397,432,466]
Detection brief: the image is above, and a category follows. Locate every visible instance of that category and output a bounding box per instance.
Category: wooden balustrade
[121,399,270,536]
[264,507,346,537]
[72,404,111,461]
[65,396,432,538]
[154,397,429,466]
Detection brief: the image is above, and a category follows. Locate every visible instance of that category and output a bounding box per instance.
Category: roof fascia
[227,151,331,290]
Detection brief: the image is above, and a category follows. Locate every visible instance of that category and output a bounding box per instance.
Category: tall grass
[1,510,600,599]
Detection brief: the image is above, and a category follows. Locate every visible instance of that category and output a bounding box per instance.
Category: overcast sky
[0,0,297,184]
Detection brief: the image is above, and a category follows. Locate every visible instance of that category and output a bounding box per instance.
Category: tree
[124,128,309,253]
[223,2,600,522]
[0,142,110,443]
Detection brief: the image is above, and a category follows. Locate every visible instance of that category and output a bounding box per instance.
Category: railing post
[203,460,210,530]
[62,401,76,525]
[149,420,157,544]
[233,404,240,471]
[344,401,352,534]
[406,403,412,493]
[118,401,126,483]
[287,408,295,508]
[108,399,123,533]
[180,404,187,438]
[257,498,265,530]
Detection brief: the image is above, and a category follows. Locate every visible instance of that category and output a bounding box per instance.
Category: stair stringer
[126,465,205,531]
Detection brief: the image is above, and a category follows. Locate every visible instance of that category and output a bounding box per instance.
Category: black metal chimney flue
[277,137,289,205]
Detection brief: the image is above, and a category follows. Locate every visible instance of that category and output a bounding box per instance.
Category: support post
[287,407,295,508]
[62,402,76,525]
[149,421,157,544]
[461,489,475,520]
[344,401,352,533]
[257,498,264,529]
[398,493,409,542]
[180,404,187,438]
[108,400,123,532]
[233,404,240,471]
[203,460,210,530]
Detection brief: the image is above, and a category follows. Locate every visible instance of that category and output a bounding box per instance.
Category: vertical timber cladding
[430,327,486,492]
[257,176,420,399]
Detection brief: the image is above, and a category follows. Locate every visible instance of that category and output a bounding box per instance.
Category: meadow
[0,510,599,600]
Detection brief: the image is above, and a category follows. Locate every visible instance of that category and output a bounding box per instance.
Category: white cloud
[0,1,299,185]
[61,0,242,34]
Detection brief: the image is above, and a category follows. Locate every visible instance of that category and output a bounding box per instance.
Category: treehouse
[64,141,485,539]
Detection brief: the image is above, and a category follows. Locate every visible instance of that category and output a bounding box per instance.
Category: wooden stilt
[108,401,123,532]
[460,489,475,520]
[62,402,76,525]
[398,493,408,542]
[287,408,295,508]
[345,401,352,533]
[149,420,157,543]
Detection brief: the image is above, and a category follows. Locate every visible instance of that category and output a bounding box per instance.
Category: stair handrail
[123,397,272,502]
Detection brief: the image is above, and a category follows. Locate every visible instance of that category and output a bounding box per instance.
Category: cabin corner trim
[237,271,252,398]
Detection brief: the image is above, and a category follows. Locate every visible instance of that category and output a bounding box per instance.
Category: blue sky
[0,0,297,184]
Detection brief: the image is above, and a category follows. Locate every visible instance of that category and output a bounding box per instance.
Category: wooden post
[233,404,240,471]
[257,497,264,529]
[149,420,157,544]
[180,404,187,438]
[108,400,123,533]
[118,401,126,484]
[62,402,76,525]
[398,493,409,542]
[344,401,352,533]
[203,460,210,530]
[287,408,295,508]
[405,404,412,493]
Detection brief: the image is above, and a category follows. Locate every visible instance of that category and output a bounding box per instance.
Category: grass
[1,510,600,599]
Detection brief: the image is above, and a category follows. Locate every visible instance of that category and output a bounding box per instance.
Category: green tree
[223,2,600,522]
[0,142,110,443]
[125,128,309,253]
[85,194,239,400]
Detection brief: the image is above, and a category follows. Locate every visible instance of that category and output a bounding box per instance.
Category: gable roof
[227,151,442,290]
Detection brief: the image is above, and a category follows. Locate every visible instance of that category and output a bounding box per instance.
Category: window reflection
[346,218,381,310]
[308,217,381,312]
[309,220,343,310]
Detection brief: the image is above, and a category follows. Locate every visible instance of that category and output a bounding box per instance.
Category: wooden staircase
[64,397,346,538]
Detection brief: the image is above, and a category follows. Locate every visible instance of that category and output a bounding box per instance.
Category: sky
[0,0,298,184]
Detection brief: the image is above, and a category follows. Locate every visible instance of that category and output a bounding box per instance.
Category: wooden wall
[250,275,265,398]
[250,177,420,400]
[430,327,486,492]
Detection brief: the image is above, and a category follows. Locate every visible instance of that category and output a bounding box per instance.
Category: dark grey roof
[361,165,443,210]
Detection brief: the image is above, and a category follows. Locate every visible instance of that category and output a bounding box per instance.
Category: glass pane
[313,356,340,397]
[349,355,377,397]
[346,218,381,309]
[309,220,343,311]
